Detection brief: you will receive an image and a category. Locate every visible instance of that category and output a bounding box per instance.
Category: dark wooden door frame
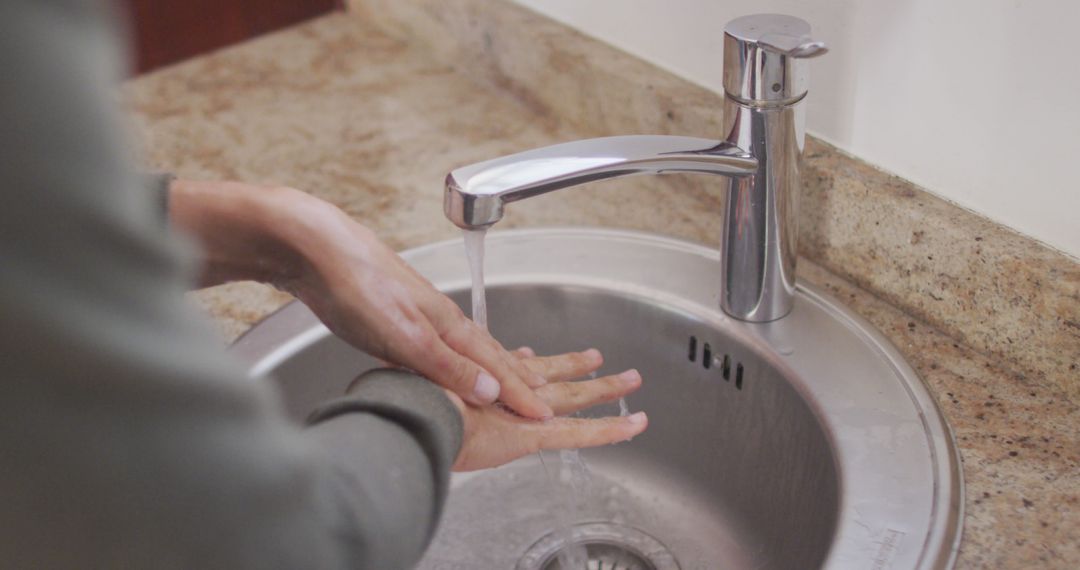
[120,0,343,74]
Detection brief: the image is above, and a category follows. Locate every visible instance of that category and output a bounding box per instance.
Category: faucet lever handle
[723,14,828,103]
[758,33,828,58]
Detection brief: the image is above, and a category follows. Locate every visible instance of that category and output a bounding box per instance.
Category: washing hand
[442,347,648,471]
[169,179,555,418]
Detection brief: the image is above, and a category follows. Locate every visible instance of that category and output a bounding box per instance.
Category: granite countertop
[127,10,1078,569]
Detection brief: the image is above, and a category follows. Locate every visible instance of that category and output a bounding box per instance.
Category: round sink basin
[230,228,963,570]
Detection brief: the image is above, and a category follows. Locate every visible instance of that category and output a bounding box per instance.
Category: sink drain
[539,542,652,570]
[517,522,679,570]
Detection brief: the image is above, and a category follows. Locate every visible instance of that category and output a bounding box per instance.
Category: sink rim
[230,227,964,570]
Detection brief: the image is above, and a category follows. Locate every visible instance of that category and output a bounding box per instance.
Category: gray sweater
[0,1,462,568]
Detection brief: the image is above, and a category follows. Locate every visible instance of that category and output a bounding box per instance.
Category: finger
[390,324,507,409]
[428,305,553,418]
[482,338,549,389]
[522,349,604,383]
[512,346,536,359]
[532,413,648,451]
[537,369,642,416]
[416,290,548,390]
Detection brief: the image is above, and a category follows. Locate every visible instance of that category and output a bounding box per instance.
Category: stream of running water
[464,229,633,568]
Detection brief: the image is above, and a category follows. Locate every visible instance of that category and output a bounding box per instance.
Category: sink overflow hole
[687,336,743,390]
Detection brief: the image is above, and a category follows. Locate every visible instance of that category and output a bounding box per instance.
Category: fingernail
[518,346,536,357]
[473,371,500,403]
[533,373,548,386]
[584,348,603,364]
[617,369,641,384]
[534,400,555,421]
[626,411,647,425]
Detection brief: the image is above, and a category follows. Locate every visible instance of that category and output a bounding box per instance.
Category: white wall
[514,0,1080,258]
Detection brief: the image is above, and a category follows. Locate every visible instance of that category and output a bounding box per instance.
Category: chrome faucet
[445,14,826,322]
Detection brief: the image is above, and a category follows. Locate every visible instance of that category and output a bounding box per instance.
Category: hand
[169,179,554,418]
[445,348,648,472]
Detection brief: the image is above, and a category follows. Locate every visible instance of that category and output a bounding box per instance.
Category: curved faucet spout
[444,135,756,229]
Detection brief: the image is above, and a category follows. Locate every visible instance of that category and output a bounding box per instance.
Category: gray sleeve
[145,170,176,221]
[308,370,464,567]
[0,1,460,569]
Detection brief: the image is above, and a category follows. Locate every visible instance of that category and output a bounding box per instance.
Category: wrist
[263,187,364,296]
[270,192,383,301]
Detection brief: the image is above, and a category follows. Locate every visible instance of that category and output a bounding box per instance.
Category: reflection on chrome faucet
[444,14,826,323]
[445,136,757,228]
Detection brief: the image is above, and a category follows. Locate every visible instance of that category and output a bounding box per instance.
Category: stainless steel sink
[231,228,963,570]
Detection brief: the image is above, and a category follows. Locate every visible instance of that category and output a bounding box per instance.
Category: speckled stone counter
[126,7,1078,569]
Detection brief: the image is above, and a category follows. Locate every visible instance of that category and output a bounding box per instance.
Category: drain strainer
[517,522,679,570]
